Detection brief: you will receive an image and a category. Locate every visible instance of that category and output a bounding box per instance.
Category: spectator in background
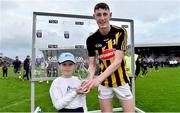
[142,60,148,76]
[2,61,8,79]
[154,59,159,71]
[135,55,141,78]
[29,59,32,79]
[23,55,30,80]
[47,61,52,77]
[13,56,21,78]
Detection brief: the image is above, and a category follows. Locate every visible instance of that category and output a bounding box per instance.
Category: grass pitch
[0,66,180,112]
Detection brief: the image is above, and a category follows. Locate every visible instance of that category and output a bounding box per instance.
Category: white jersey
[49,76,87,112]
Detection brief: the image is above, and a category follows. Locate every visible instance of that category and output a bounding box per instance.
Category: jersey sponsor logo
[67,86,77,93]
[103,38,109,42]
[100,49,116,60]
[95,44,102,48]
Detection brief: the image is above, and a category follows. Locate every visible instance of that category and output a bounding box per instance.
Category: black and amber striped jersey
[86,25,129,87]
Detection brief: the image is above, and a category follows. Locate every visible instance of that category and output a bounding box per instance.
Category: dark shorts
[14,68,20,74]
[58,107,84,112]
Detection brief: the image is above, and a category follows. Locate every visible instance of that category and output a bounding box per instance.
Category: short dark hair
[94,2,110,12]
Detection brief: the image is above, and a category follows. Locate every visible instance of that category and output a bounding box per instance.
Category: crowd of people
[1,55,31,80]
[134,55,180,77]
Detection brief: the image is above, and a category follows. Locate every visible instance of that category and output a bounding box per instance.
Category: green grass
[0,67,30,112]
[0,66,180,112]
[135,67,180,112]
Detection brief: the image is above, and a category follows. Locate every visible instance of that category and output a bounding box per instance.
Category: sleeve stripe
[121,28,127,50]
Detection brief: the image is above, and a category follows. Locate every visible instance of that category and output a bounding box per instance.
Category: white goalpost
[31,12,144,113]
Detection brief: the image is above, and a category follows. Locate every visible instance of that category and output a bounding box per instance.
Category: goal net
[32,12,134,81]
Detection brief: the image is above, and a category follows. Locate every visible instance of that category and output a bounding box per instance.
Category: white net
[75,56,89,80]
[33,13,132,79]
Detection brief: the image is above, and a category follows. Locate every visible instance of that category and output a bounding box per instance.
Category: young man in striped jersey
[83,2,135,112]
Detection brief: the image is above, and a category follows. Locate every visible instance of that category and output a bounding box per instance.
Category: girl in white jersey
[49,52,87,112]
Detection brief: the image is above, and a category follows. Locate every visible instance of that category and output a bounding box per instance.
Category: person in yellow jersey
[125,54,138,76]
[82,2,135,112]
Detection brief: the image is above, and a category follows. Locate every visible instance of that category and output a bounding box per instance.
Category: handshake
[76,87,90,94]
[75,80,91,94]
[76,76,102,94]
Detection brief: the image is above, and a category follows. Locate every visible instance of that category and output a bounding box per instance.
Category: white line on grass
[0,98,30,110]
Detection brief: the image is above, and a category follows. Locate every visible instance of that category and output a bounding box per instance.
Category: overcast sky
[0,0,180,60]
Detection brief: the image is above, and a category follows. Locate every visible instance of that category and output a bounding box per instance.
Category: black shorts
[14,68,20,74]
[58,107,84,112]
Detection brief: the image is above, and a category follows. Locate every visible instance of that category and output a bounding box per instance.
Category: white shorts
[98,83,133,100]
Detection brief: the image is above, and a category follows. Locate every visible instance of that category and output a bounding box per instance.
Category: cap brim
[59,60,76,64]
